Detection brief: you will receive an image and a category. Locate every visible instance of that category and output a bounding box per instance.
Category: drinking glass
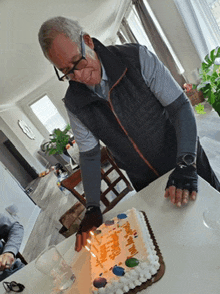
[35,245,75,291]
[203,207,220,231]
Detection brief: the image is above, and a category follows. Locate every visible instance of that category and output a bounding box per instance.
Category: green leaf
[43,124,72,155]
[197,82,210,90]
[210,48,216,63]
[215,46,220,57]
[195,104,206,114]
[208,91,216,104]
[49,148,58,155]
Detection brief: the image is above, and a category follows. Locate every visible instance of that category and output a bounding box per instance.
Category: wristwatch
[177,154,196,168]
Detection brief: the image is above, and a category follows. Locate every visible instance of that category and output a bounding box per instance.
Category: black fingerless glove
[166,165,198,192]
[77,206,103,234]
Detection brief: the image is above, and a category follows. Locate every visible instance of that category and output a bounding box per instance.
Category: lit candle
[85,246,104,269]
[90,231,101,245]
[87,239,99,253]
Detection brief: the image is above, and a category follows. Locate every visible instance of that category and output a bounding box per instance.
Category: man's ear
[83,34,94,49]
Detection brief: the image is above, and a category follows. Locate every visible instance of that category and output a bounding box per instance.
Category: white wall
[0,76,70,173]
[0,116,44,173]
[18,76,69,139]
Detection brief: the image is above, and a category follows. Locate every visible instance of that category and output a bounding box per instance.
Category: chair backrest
[60,147,133,213]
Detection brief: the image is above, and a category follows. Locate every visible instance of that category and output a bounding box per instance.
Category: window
[30,95,67,133]
[126,2,184,74]
[207,0,220,28]
[175,0,220,60]
[127,7,156,54]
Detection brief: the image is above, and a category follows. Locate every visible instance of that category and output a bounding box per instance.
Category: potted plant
[194,46,220,115]
[41,124,73,155]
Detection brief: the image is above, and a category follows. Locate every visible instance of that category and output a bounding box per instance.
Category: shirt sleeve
[139,45,197,159]
[139,45,183,106]
[0,214,24,257]
[66,108,99,152]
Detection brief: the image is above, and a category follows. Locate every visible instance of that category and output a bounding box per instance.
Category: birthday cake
[89,208,163,294]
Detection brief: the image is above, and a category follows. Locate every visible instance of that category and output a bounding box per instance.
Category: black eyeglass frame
[54,33,86,81]
[3,281,25,293]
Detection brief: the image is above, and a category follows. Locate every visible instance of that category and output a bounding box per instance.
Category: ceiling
[0,0,131,108]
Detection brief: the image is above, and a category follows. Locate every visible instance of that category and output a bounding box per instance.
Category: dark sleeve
[165,92,198,159]
[0,214,24,257]
[79,143,101,208]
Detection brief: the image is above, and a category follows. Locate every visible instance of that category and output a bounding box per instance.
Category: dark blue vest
[64,39,177,190]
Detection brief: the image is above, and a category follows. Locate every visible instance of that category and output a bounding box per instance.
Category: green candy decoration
[125,258,139,268]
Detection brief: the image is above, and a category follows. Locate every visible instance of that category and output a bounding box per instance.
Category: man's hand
[0,252,15,271]
[75,206,103,252]
[164,164,198,207]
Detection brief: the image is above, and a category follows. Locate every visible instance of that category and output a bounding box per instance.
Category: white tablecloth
[1,171,220,294]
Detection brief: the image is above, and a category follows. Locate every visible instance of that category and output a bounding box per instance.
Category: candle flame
[85,245,90,251]
[91,252,96,258]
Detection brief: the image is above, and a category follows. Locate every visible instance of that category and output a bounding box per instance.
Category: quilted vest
[64,39,177,190]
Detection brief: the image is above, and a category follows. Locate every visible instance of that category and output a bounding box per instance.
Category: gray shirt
[67,45,183,153]
[0,213,24,257]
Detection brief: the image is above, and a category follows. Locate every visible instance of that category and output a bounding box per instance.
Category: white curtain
[174,0,220,61]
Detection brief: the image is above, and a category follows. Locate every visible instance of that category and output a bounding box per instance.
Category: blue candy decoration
[117,213,127,220]
[112,266,125,276]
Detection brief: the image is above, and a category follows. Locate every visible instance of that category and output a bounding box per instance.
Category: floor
[22,172,78,262]
[22,101,220,263]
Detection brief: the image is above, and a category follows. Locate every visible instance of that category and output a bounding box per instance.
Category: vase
[66,144,80,165]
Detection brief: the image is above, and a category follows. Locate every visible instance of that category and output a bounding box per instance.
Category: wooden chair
[59,147,133,237]
[58,202,86,238]
[60,147,133,214]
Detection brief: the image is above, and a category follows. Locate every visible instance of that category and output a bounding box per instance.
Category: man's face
[48,34,102,85]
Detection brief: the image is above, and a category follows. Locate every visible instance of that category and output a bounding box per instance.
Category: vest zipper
[107,68,160,178]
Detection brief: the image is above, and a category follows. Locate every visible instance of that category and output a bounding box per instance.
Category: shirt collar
[86,60,108,92]
[101,61,108,81]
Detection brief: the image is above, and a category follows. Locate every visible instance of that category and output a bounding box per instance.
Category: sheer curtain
[132,0,186,86]
[175,0,220,61]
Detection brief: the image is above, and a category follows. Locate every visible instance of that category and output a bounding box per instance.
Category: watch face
[183,154,195,165]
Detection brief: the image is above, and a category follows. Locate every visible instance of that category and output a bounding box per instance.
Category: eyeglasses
[54,33,88,81]
[3,281,25,292]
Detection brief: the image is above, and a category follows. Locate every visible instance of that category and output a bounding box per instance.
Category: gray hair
[38,16,84,58]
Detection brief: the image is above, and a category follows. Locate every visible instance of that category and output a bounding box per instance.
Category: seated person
[0,213,25,281]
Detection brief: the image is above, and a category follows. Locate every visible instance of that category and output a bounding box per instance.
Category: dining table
[0,170,220,294]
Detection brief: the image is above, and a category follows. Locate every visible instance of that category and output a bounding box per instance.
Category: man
[38,17,220,251]
[0,213,25,281]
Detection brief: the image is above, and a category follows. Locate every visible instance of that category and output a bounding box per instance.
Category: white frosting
[91,208,160,294]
